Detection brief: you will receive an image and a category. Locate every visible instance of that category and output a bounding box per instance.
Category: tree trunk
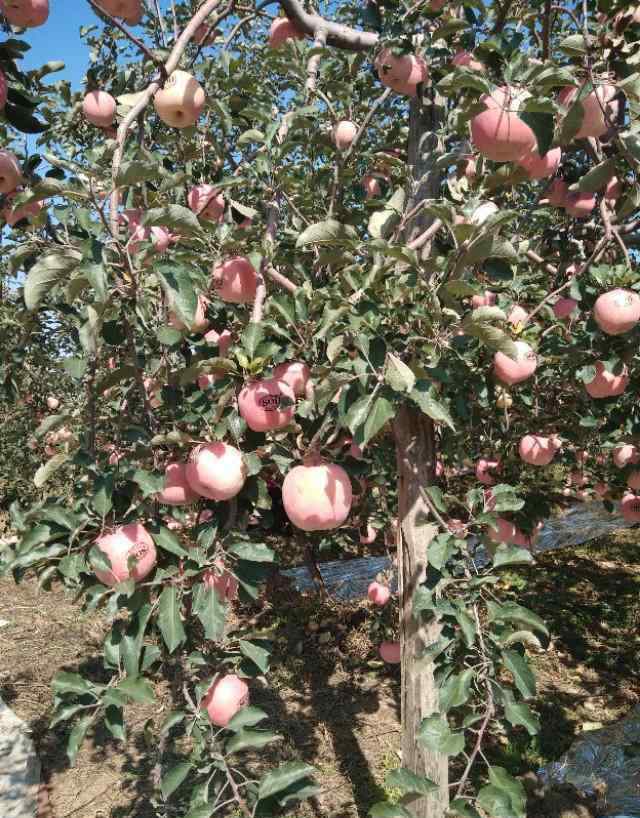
[394,405,448,816]
[394,91,448,816]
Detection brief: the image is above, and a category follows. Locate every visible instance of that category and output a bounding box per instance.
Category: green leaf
[192,583,226,642]
[417,715,465,755]
[519,111,555,156]
[448,799,482,818]
[229,541,275,562]
[34,452,69,488]
[385,353,416,393]
[488,484,524,512]
[158,587,186,653]
[502,690,540,735]
[384,768,438,796]
[66,715,93,765]
[183,806,215,818]
[121,603,153,678]
[117,677,155,703]
[227,706,269,730]
[477,767,527,818]
[574,158,616,193]
[150,524,189,557]
[115,159,160,186]
[347,394,395,446]
[52,671,95,696]
[258,761,316,801]
[439,668,474,712]
[132,469,164,499]
[156,265,198,330]
[368,187,405,240]
[501,650,536,699]
[142,204,200,234]
[453,607,477,648]
[410,384,455,430]
[492,544,534,568]
[487,602,548,636]
[296,219,358,249]
[24,248,83,310]
[4,101,49,133]
[239,639,272,674]
[238,128,265,145]
[226,728,282,753]
[92,474,114,517]
[161,761,192,800]
[242,322,264,358]
[104,705,126,742]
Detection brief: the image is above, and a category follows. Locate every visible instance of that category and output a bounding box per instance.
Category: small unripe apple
[46,395,59,410]
[204,328,232,356]
[558,84,618,139]
[517,147,562,180]
[238,378,296,432]
[188,184,225,221]
[471,290,496,308]
[203,675,249,727]
[470,201,498,226]
[379,641,401,663]
[0,0,49,27]
[367,580,391,607]
[83,91,116,128]
[203,560,238,602]
[186,442,247,501]
[333,120,357,151]
[541,178,568,207]
[612,444,640,469]
[553,297,578,320]
[476,458,499,486]
[2,195,43,227]
[268,16,304,48]
[507,305,528,326]
[488,517,516,544]
[154,70,205,128]
[282,460,353,531]
[593,288,640,335]
[584,361,629,399]
[362,174,383,199]
[493,341,537,385]
[157,462,201,505]
[451,50,482,71]
[212,256,258,303]
[519,434,560,466]
[360,524,378,544]
[168,293,210,333]
[272,361,312,398]
[375,48,428,96]
[564,191,596,218]
[0,150,23,194]
[94,523,157,586]
[621,492,640,522]
[470,86,536,163]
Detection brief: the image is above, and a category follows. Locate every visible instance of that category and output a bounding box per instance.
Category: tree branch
[252,197,280,322]
[88,0,167,76]
[306,27,327,95]
[277,0,378,50]
[108,0,230,238]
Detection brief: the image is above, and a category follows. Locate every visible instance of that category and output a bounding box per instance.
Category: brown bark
[392,92,448,817]
[394,406,448,816]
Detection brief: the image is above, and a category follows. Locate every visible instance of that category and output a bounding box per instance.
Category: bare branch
[306,27,327,96]
[278,0,378,50]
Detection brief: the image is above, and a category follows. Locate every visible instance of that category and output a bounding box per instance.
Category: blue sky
[20,4,98,91]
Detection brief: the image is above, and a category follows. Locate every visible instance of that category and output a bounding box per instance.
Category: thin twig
[88,0,167,77]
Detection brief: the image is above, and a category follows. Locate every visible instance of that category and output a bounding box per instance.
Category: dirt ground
[1,529,639,818]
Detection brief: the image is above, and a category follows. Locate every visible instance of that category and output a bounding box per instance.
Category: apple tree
[3,0,640,817]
